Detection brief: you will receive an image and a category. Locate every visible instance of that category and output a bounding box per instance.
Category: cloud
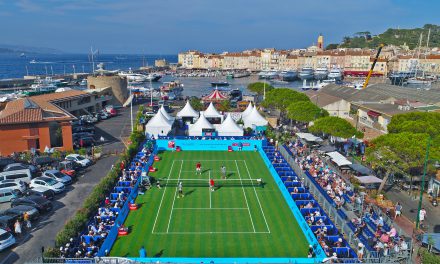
[15,0,43,12]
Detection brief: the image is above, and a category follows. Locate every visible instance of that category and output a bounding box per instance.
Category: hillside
[336,24,440,49]
[0,44,63,54]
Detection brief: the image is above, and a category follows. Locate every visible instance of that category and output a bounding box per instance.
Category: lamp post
[415,137,431,229]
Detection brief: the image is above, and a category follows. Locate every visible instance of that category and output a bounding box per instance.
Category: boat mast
[424,28,431,78]
[414,33,423,78]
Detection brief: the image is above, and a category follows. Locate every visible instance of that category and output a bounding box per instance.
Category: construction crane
[362,43,384,89]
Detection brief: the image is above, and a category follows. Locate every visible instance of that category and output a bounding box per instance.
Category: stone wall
[87,75,129,106]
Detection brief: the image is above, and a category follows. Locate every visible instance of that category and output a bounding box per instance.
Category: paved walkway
[0,107,135,264]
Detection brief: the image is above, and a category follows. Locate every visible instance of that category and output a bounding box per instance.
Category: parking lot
[0,105,137,264]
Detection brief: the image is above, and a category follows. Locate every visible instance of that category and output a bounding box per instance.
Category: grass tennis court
[110,151,309,258]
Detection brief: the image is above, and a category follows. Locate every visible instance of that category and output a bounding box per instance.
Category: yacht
[406,77,432,86]
[79,79,88,86]
[29,59,37,64]
[299,66,314,80]
[22,77,58,96]
[328,68,343,81]
[314,66,329,80]
[118,71,147,83]
[279,70,298,81]
[145,73,162,82]
[258,70,278,80]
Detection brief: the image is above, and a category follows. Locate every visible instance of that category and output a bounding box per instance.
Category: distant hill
[0,44,63,54]
[334,24,440,49]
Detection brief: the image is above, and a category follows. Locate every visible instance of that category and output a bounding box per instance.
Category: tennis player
[209,178,215,192]
[177,181,184,198]
[220,165,226,179]
[196,162,202,175]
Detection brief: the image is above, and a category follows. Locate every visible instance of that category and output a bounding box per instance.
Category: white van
[0,169,33,184]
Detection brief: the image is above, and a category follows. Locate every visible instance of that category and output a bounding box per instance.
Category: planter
[94,153,102,159]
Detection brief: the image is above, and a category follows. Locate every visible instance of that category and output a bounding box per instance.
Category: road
[385,187,440,233]
[0,105,137,264]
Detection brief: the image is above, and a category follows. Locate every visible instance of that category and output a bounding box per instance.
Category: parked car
[0,158,15,171]
[145,112,155,117]
[22,187,55,200]
[72,126,95,134]
[11,196,53,213]
[0,228,15,251]
[0,215,14,232]
[0,169,33,184]
[42,170,72,185]
[29,177,65,194]
[0,189,19,203]
[3,163,38,175]
[33,156,57,168]
[74,137,95,148]
[0,205,40,221]
[0,180,26,193]
[65,154,92,167]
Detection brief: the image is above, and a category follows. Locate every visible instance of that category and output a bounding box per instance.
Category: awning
[355,175,383,184]
[326,151,352,167]
[317,145,336,153]
[296,132,323,142]
[348,163,372,176]
[367,110,380,117]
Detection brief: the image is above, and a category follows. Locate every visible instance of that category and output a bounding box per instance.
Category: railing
[279,145,413,263]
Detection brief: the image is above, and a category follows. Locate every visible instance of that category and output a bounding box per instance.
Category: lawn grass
[110,151,308,258]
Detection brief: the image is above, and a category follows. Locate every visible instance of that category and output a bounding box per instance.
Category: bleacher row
[66,141,155,258]
[262,145,358,260]
[283,145,405,259]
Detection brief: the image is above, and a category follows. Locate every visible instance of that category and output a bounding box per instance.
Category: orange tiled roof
[0,91,81,125]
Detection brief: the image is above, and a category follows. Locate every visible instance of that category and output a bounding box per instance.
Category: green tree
[387,112,440,138]
[287,101,328,122]
[217,100,231,112]
[309,116,364,139]
[247,82,274,95]
[262,88,310,115]
[190,97,204,111]
[325,43,339,50]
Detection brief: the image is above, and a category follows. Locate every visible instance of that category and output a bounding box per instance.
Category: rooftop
[0,90,82,125]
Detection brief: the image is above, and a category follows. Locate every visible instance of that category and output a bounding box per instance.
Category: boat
[299,66,314,80]
[233,72,251,78]
[258,70,278,80]
[20,53,25,57]
[160,81,184,100]
[226,73,234,79]
[300,79,328,91]
[328,68,343,81]
[118,70,148,82]
[22,77,58,96]
[279,70,297,81]
[211,81,229,87]
[406,78,432,86]
[314,66,329,80]
[79,79,87,86]
[388,71,413,85]
[145,73,162,82]
[29,59,37,64]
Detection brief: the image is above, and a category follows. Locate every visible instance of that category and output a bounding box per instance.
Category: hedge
[51,107,146,253]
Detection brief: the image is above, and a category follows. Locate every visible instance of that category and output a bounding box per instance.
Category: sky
[0,0,439,54]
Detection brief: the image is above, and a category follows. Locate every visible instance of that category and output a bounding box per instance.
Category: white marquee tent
[326,151,352,167]
[240,102,253,119]
[203,102,223,119]
[176,100,199,119]
[188,113,214,136]
[145,111,173,137]
[296,132,323,142]
[159,105,175,122]
[243,107,268,128]
[216,114,244,136]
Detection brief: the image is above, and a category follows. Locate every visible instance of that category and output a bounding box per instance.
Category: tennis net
[155,178,264,188]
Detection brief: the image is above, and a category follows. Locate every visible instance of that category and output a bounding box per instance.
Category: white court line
[242,160,271,233]
[153,231,270,235]
[209,171,212,208]
[180,170,237,173]
[166,160,183,233]
[174,160,245,161]
[235,160,256,233]
[151,160,175,234]
[173,208,248,210]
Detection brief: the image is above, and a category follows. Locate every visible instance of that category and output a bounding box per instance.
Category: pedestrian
[120,160,125,171]
[14,219,22,237]
[23,212,31,229]
[177,181,184,198]
[357,243,365,261]
[419,207,427,226]
[394,202,402,219]
[220,165,226,179]
[139,246,146,257]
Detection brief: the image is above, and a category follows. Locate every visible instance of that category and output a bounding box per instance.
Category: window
[7,174,27,180]
[49,122,63,148]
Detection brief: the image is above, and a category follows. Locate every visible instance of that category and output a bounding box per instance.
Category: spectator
[394,202,402,219]
[14,220,22,237]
